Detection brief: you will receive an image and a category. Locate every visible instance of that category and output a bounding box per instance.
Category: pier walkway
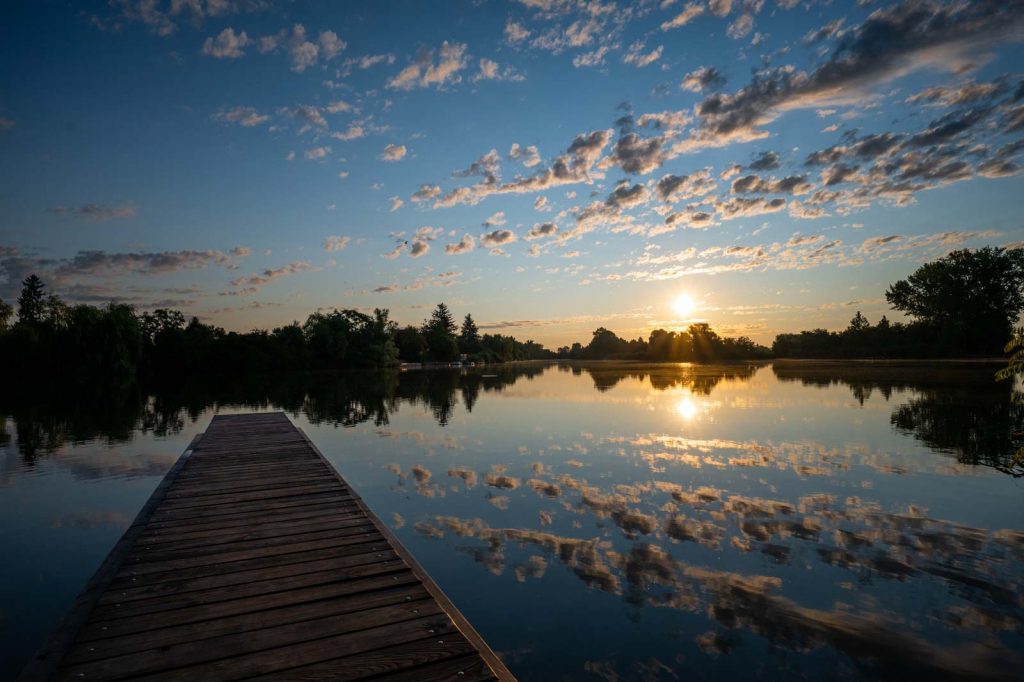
[21,412,513,681]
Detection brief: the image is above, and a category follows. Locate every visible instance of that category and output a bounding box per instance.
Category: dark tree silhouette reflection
[773,362,1024,476]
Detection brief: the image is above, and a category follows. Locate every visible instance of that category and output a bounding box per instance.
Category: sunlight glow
[675,396,699,420]
[673,293,697,319]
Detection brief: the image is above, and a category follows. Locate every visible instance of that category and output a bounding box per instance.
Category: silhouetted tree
[459,313,481,354]
[848,311,869,332]
[424,303,459,362]
[0,298,12,332]
[395,325,428,362]
[585,327,630,358]
[17,274,45,324]
[886,247,1024,354]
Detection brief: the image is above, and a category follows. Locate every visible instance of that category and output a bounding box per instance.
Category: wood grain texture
[19,412,515,681]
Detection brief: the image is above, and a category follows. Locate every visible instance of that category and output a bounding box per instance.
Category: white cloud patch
[623,42,663,68]
[480,229,517,247]
[323,236,350,252]
[662,2,705,30]
[445,234,475,254]
[387,41,469,90]
[304,146,331,160]
[213,106,269,127]
[381,143,408,161]
[201,28,251,58]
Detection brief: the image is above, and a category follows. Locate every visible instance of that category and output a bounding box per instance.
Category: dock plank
[19,412,514,681]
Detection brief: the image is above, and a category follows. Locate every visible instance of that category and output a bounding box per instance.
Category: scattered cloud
[387,41,469,90]
[230,261,314,287]
[381,143,407,161]
[213,106,269,128]
[446,234,475,254]
[201,27,250,59]
[48,203,137,222]
[324,236,350,252]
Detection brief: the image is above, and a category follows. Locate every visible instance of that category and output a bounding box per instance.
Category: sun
[672,293,697,318]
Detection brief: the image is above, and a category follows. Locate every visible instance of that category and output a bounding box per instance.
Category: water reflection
[773,361,1024,476]
[6,361,1019,476]
[3,361,1023,680]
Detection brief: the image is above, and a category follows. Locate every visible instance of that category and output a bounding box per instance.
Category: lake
[2,361,1022,680]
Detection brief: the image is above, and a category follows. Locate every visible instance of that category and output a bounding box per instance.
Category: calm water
[2,362,1022,680]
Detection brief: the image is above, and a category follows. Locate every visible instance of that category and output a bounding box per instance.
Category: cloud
[710,0,734,17]
[387,41,469,90]
[534,196,550,211]
[95,0,262,37]
[275,24,346,72]
[318,30,346,60]
[325,100,353,114]
[230,261,314,287]
[331,123,367,141]
[803,18,846,44]
[510,143,542,168]
[682,66,727,93]
[455,149,501,178]
[907,79,1009,107]
[412,184,442,203]
[608,132,667,175]
[445,234,475,254]
[656,169,717,201]
[683,0,1024,150]
[662,210,715,231]
[716,196,787,219]
[304,146,331,160]
[731,174,812,195]
[48,203,138,222]
[483,211,506,227]
[0,117,13,131]
[748,151,781,170]
[473,58,525,83]
[605,182,650,209]
[787,234,824,246]
[526,222,559,240]
[572,46,611,68]
[662,3,705,30]
[0,248,249,297]
[623,42,663,68]
[283,104,328,129]
[201,28,250,58]
[389,196,405,212]
[428,129,612,208]
[213,106,269,127]
[381,143,407,161]
[727,14,754,40]
[410,239,430,257]
[505,20,530,43]
[323,236,350,252]
[480,229,517,247]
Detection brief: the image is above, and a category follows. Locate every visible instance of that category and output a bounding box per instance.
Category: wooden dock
[20,412,514,681]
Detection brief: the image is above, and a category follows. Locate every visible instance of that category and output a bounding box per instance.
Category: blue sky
[1,0,1022,346]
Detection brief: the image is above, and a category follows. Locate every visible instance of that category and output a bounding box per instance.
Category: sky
[1,0,1022,347]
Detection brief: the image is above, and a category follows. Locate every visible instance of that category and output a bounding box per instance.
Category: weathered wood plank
[22,412,514,682]
[97,547,400,606]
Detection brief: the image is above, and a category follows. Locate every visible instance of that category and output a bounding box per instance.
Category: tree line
[0,278,560,383]
[555,324,771,361]
[2,246,1020,382]
[774,247,1024,358]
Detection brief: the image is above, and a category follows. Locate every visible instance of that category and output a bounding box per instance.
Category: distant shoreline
[771,357,1005,364]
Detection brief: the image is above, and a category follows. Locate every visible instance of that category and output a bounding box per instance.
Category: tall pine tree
[17,274,45,324]
[423,303,459,361]
[459,313,481,354]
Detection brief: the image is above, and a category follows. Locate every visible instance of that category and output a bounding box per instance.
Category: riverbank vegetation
[2,247,1021,382]
[775,247,1024,359]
